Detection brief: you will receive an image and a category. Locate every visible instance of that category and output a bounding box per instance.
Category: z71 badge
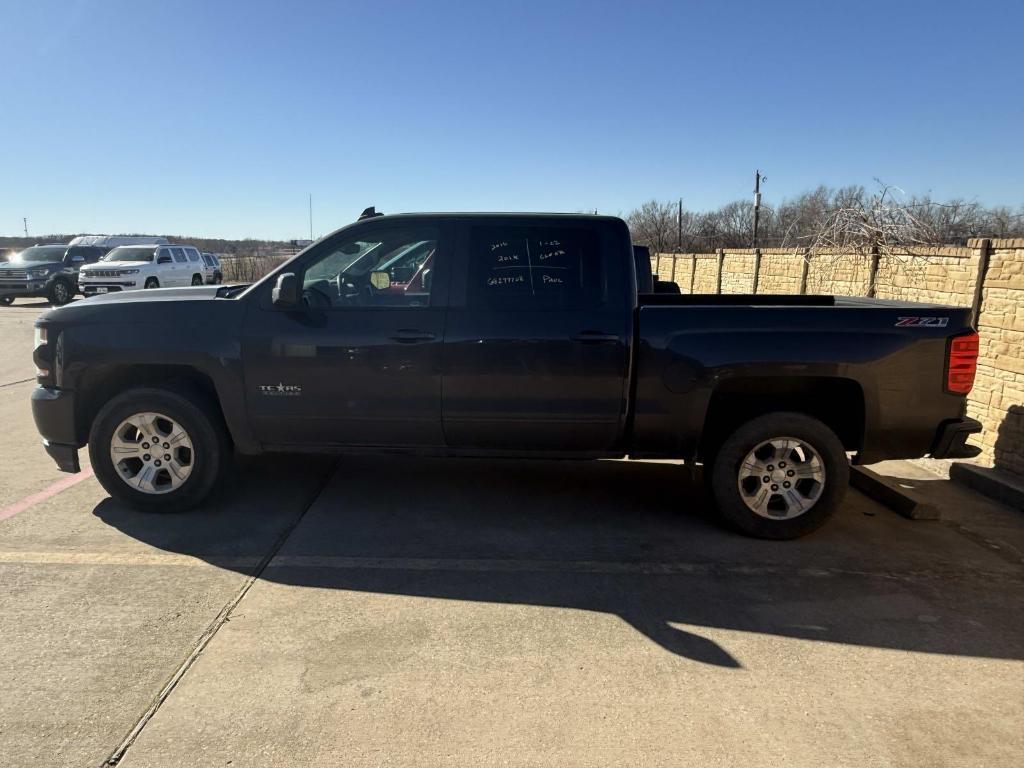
[895,317,949,327]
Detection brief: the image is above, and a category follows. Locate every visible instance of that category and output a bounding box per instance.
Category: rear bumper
[31,386,82,473]
[930,417,983,459]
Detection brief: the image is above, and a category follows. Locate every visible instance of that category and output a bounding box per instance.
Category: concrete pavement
[1,298,1022,767]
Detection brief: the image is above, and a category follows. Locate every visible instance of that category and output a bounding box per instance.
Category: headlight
[33,326,49,379]
[119,269,140,275]
[29,268,50,279]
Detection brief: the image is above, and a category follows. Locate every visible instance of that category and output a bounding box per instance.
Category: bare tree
[627,200,682,254]
[623,186,1024,255]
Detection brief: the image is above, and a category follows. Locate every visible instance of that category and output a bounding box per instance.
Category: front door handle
[571,331,620,344]
[391,329,436,343]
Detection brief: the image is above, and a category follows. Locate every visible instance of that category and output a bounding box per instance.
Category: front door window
[301,227,438,309]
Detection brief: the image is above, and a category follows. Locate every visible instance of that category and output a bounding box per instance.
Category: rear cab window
[468,224,606,310]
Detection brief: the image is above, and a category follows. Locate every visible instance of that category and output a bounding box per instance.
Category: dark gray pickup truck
[30,212,981,538]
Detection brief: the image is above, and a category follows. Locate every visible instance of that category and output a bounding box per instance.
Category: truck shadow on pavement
[93,455,1024,668]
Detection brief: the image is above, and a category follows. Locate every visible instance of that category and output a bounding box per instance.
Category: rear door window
[171,248,188,263]
[468,225,605,310]
[187,248,200,262]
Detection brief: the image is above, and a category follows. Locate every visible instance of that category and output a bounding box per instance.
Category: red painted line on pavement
[0,467,94,522]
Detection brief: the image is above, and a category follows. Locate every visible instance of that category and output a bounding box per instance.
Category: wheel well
[700,377,864,460]
[76,365,226,445]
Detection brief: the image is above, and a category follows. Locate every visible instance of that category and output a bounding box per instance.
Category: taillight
[946,331,979,394]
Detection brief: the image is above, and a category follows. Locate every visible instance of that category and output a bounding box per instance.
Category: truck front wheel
[708,412,849,539]
[48,279,73,306]
[88,387,229,512]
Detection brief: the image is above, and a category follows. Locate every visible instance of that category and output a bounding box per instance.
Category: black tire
[0,296,13,306]
[191,274,203,286]
[144,277,159,289]
[709,412,849,540]
[48,279,73,306]
[89,387,230,513]
[214,272,223,284]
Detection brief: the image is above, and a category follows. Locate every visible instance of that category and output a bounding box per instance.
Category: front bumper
[81,281,137,295]
[930,417,983,459]
[31,386,82,473]
[0,280,48,297]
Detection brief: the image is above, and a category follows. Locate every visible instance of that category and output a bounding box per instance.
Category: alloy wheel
[109,411,194,494]
[737,437,825,519]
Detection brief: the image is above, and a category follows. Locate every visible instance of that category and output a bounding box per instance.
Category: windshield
[13,245,67,263]
[304,241,383,283]
[102,246,155,262]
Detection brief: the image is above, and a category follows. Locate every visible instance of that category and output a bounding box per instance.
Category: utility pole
[677,198,683,252]
[752,170,764,248]
[23,217,28,238]
[308,194,313,241]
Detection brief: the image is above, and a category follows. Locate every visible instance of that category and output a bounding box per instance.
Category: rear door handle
[571,331,620,344]
[391,329,436,343]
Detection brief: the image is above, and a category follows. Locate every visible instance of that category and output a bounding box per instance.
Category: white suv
[79,244,207,296]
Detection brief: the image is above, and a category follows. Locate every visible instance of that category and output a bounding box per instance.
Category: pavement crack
[0,377,35,388]
[100,457,340,767]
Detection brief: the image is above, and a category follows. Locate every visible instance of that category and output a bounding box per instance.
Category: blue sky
[2,0,1022,240]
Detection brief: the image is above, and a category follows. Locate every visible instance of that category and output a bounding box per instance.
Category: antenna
[308,194,313,241]
[23,217,28,238]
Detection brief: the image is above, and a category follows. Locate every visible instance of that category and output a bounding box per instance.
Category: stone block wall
[968,239,1024,476]
[721,251,756,293]
[874,246,978,305]
[757,249,806,294]
[651,239,1024,479]
[693,255,719,292]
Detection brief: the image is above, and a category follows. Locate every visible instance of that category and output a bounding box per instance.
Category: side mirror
[157,256,172,264]
[369,270,391,290]
[272,272,299,307]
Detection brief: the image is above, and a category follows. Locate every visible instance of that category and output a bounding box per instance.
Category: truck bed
[630,296,974,462]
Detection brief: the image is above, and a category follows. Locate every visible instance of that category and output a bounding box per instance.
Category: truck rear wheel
[708,412,849,539]
[89,387,229,513]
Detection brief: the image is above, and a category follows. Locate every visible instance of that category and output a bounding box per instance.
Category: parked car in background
[0,244,107,306]
[78,243,205,296]
[68,235,170,249]
[201,252,223,284]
